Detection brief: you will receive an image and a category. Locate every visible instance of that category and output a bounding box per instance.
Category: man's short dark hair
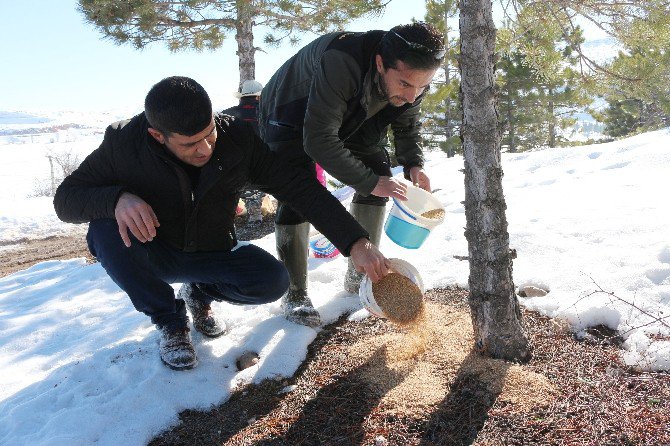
[378,22,445,71]
[144,76,212,137]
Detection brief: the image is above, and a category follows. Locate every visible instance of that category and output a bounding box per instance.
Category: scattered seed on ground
[150,289,670,446]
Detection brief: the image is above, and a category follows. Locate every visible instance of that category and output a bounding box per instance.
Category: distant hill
[582,37,621,64]
[0,111,51,126]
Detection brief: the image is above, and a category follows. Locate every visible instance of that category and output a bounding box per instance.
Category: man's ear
[147,127,165,144]
[375,54,384,74]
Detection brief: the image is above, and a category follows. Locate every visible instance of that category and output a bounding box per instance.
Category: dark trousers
[87,219,289,330]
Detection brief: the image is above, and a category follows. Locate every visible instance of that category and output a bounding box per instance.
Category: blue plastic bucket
[384,184,445,249]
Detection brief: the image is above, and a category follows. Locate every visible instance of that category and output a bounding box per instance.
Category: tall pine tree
[78,0,386,85]
[600,9,670,137]
[420,0,461,157]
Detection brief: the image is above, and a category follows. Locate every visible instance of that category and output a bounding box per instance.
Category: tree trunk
[548,94,556,148]
[443,4,455,158]
[459,0,531,362]
[506,103,516,153]
[235,1,255,87]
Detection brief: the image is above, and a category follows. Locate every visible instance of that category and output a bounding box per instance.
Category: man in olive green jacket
[259,22,445,327]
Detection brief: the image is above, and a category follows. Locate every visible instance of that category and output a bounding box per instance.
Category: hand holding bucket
[384,184,445,249]
[359,258,425,320]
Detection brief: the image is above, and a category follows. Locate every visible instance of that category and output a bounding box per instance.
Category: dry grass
[150,288,670,446]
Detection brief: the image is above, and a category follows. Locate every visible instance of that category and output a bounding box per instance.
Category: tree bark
[548,94,556,148]
[507,104,516,153]
[459,0,531,362]
[443,4,455,158]
[235,1,255,86]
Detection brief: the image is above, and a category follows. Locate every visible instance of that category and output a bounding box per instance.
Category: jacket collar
[360,51,378,112]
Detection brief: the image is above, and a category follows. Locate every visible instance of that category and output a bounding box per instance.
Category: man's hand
[371,176,408,201]
[349,237,390,282]
[409,166,431,192]
[114,192,160,247]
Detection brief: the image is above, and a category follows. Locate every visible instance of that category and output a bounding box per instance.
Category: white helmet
[235,79,263,98]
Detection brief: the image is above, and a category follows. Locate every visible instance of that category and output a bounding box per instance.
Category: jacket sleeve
[53,126,126,223]
[391,101,425,180]
[302,50,379,196]
[246,131,368,256]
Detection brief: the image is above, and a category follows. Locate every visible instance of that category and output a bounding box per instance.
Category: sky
[0,1,615,115]
[1,118,669,444]
[0,0,427,113]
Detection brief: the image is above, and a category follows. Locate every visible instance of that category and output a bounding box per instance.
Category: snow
[1,118,669,445]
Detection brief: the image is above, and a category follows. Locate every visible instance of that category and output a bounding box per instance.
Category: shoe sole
[161,357,198,371]
[285,311,321,328]
[195,326,228,338]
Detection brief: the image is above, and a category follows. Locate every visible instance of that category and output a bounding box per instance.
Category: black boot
[275,222,321,327]
[158,326,197,370]
[343,203,386,294]
[178,283,227,338]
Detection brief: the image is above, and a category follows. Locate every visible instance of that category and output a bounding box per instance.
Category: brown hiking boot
[178,284,227,338]
[158,327,197,371]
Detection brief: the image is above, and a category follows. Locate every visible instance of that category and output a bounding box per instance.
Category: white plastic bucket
[384,184,445,249]
[359,258,424,319]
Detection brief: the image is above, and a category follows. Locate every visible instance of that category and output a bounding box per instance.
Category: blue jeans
[86,219,289,330]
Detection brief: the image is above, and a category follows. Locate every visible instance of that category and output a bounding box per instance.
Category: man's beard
[377,72,408,107]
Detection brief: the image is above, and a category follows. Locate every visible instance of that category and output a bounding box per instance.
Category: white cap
[235,80,263,98]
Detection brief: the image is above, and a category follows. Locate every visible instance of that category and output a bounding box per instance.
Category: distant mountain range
[581,37,621,64]
[0,111,51,126]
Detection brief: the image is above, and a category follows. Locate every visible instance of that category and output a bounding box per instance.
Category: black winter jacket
[53,113,367,255]
[222,97,260,136]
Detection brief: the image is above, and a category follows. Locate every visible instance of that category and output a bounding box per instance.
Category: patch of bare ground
[0,234,93,277]
[150,288,670,446]
[0,213,275,279]
[233,214,276,242]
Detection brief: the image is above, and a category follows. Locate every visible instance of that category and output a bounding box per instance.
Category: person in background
[54,76,389,371]
[223,79,266,224]
[259,22,445,327]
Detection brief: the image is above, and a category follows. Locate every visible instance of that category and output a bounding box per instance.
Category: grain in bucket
[384,184,445,249]
[359,258,425,325]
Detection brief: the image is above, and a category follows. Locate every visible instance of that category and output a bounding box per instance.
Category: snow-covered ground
[0,114,668,445]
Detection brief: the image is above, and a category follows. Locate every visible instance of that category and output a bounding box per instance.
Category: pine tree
[459,0,532,362]
[497,52,545,152]
[496,10,593,151]
[502,0,670,140]
[420,0,461,157]
[603,99,644,137]
[78,0,386,85]
[599,10,670,137]
[456,0,670,362]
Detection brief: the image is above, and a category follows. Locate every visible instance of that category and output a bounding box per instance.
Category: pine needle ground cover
[151,288,670,446]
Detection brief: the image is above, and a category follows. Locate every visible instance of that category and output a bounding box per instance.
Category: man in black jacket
[54,76,389,371]
[222,79,266,224]
[259,22,445,327]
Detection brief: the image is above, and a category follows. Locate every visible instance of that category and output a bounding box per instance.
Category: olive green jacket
[259,31,426,196]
